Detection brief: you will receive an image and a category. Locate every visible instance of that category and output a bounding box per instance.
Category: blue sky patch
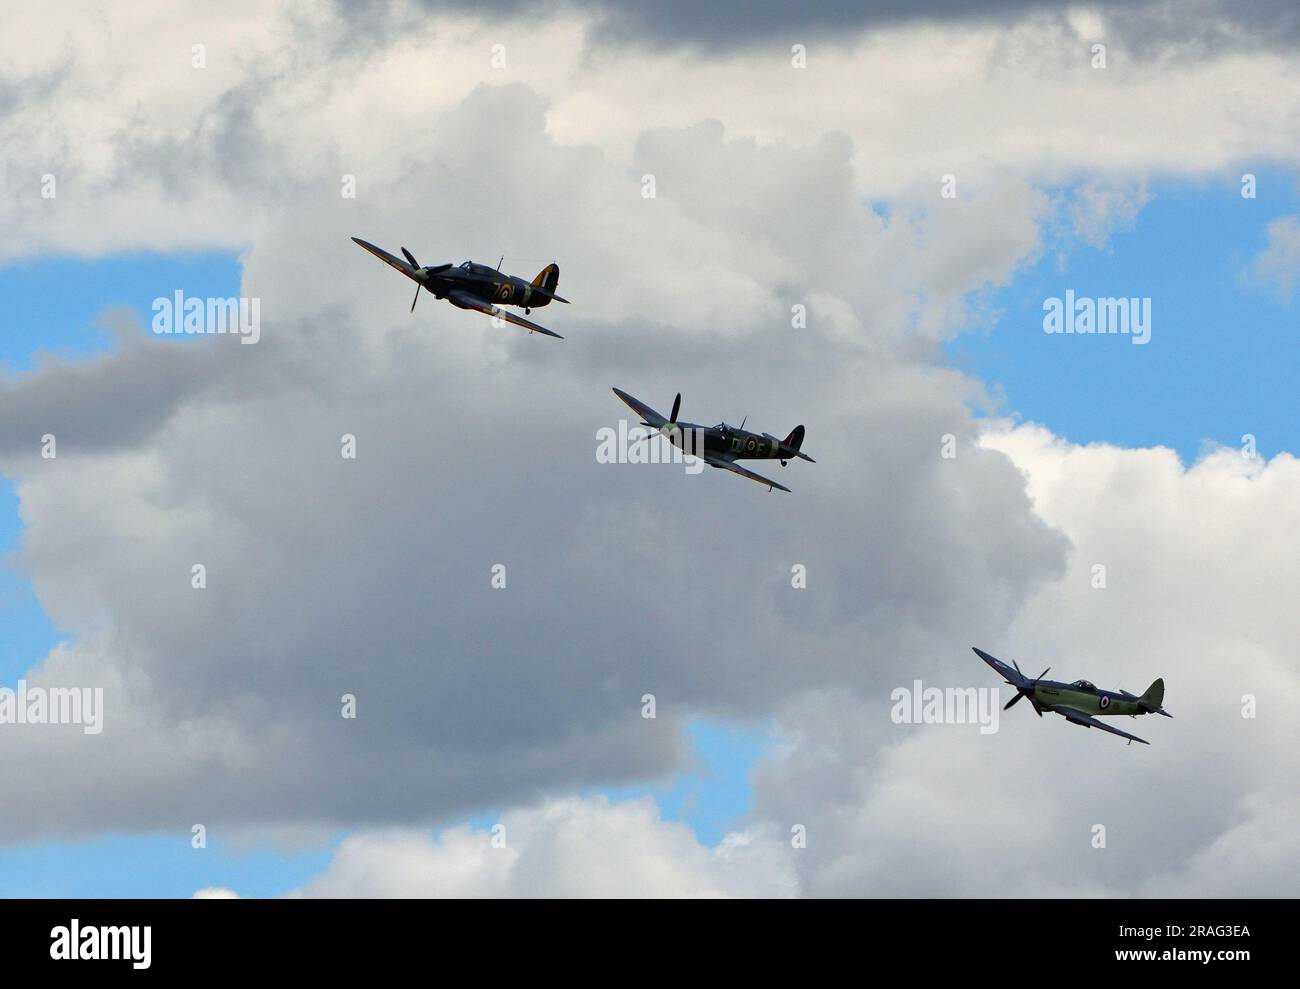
[947,171,1300,464]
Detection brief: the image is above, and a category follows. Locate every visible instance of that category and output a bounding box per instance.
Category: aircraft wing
[612,388,667,427]
[972,647,1029,688]
[351,237,421,283]
[447,289,563,339]
[703,454,791,493]
[1053,707,1149,745]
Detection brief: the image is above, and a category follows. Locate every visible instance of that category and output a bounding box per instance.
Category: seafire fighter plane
[351,237,568,339]
[973,646,1171,745]
[612,388,814,493]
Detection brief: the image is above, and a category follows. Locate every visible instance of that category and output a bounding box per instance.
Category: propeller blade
[670,392,681,424]
[401,247,419,268]
[1004,692,1024,710]
[1036,667,1050,681]
[1012,660,1023,677]
[410,282,420,313]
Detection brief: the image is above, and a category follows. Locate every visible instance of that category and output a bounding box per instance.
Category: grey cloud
[386,0,1300,52]
[0,309,240,460]
[0,82,1064,842]
[0,56,71,117]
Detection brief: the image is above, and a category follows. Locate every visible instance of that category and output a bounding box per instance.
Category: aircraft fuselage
[418,267,541,310]
[658,422,799,463]
[1026,680,1144,717]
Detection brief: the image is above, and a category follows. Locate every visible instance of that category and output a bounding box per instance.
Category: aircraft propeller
[631,392,683,448]
[399,248,452,312]
[402,248,422,311]
[1003,660,1050,715]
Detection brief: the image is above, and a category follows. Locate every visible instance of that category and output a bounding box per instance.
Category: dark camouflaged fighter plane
[613,388,814,493]
[973,646,1171,745]
[352,237,568,339]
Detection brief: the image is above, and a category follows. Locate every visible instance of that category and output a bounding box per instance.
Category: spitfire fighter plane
[351,237,568,339]
[612,388,814,493]
[973,646,1171,745]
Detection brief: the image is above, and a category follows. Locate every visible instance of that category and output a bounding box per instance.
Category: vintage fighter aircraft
[973,646,1171,745]
[351,237,568,339]
[612,388,814,493]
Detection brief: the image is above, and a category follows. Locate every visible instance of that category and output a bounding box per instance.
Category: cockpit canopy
[1071,679,1096,691]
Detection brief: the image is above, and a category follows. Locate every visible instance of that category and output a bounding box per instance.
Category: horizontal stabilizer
[782,424,814,461]
[529,263,568,305]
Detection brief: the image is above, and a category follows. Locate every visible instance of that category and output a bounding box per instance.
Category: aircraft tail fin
[1139,678,1171,716]
[783,425,815,462]
[530,263,561,306]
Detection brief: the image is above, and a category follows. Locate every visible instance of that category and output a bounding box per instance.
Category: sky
[0,1,1297,898]
[948,172,1300,462]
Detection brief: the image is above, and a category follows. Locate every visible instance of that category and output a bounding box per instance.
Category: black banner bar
[0,898,1281,978]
